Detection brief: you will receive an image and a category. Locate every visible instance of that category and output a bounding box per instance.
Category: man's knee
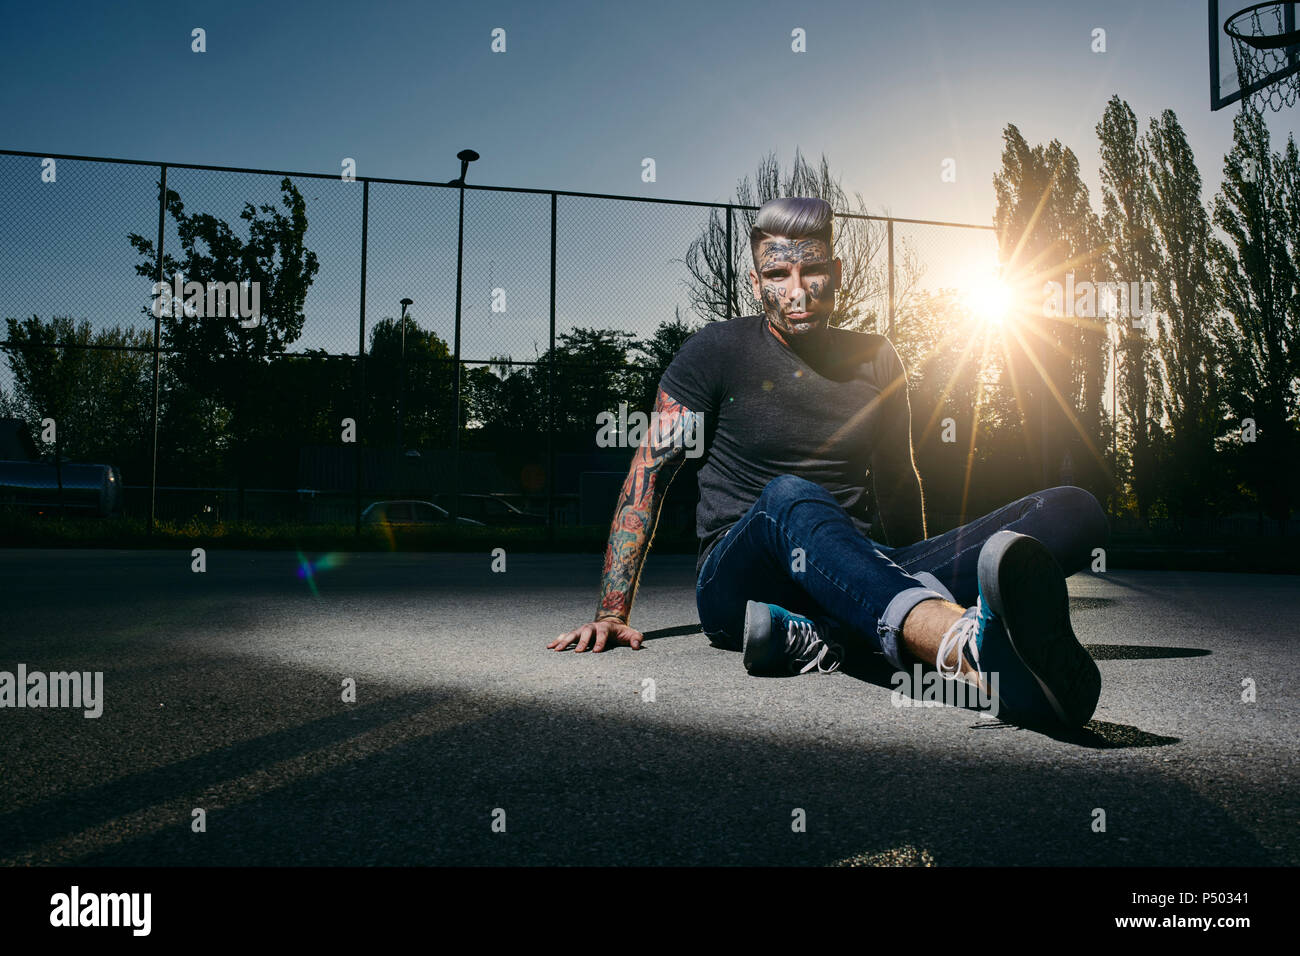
[757,474,834,515]
[1041,485,1109,556]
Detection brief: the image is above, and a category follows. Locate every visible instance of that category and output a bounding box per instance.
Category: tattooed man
[550,197,1107,728]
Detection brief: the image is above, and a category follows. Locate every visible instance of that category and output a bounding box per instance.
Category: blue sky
[5,1,1293,214]
[1,0,1297,377]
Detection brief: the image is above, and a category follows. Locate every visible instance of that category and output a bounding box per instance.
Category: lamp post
[450,148,479,523]
[398,296,413,453]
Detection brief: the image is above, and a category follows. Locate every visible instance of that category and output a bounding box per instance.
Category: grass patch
[0,507,698,554]
[0,507,1294,571]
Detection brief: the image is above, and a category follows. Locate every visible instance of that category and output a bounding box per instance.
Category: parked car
[432,493,545,526]
[0,418,123,517]
[361,499,485,528]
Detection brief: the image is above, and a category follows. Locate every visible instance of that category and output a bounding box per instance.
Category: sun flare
[962,275,1014,326]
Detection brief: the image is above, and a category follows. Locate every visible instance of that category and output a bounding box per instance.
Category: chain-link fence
[0,149,1000,536]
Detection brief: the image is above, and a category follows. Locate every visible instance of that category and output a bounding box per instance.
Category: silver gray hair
[749,197,834,265]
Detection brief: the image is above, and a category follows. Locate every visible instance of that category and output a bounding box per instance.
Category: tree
[993,125,1108,501]
[1209,110,1300,533]
[127,177,320,513]
[153,365,231,485]
[462,327,639,446]
[464,355,542,439]
[631,307,701,412]
[681,149,922,332]
[545,328,640,445]
[1145,108,1222,522]
[1098,96,1161,523]
[366,316,456,450]
[1,316,153,478]
[892,290,1022,523]
[459,314,698,496]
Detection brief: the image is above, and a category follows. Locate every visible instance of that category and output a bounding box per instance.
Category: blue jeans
[695,475,1108,670]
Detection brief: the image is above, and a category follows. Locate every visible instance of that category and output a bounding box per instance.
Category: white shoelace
[936,601,984,682]
[787,619,843,674]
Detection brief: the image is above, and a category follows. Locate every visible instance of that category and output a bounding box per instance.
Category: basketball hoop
[1225,2,1300,111]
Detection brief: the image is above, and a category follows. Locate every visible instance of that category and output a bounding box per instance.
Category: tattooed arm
[593,387,695,623]
[548,388,696,654]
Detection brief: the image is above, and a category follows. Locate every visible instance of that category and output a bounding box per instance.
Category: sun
[962,274,1014,327]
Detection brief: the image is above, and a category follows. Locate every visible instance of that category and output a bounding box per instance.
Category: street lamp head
[451,149,481,187]
[400,298,413,308]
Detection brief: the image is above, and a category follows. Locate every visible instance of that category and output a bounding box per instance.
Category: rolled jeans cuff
[912,571,956,604]
[876,586,946,670]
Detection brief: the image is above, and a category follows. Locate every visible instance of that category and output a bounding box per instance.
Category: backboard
[1210,1,1300,110]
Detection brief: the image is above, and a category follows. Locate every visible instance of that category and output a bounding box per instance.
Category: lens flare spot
[296,550,347,596]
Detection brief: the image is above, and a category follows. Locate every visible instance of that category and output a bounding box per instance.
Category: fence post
[547,192,557,544]
[148,163,167,534]
[725,206,733,319]
[451,181,466,522]
[355,179,369,537]
[886,218,895,338]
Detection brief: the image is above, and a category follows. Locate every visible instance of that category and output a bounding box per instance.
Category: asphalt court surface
[0,548,1295,866]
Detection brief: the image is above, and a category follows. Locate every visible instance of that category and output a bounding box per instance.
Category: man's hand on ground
[549,619,645,653]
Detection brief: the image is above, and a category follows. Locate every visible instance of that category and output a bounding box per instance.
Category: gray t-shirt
[658,314,921,573]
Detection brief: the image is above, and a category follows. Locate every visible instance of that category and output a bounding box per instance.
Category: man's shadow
[642,623,1198,749]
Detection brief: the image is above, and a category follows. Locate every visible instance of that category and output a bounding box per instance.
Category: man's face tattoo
[753,237,835,339]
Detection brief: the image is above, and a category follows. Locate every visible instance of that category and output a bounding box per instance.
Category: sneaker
[935,531,1102,726]
[743,601,844,675]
